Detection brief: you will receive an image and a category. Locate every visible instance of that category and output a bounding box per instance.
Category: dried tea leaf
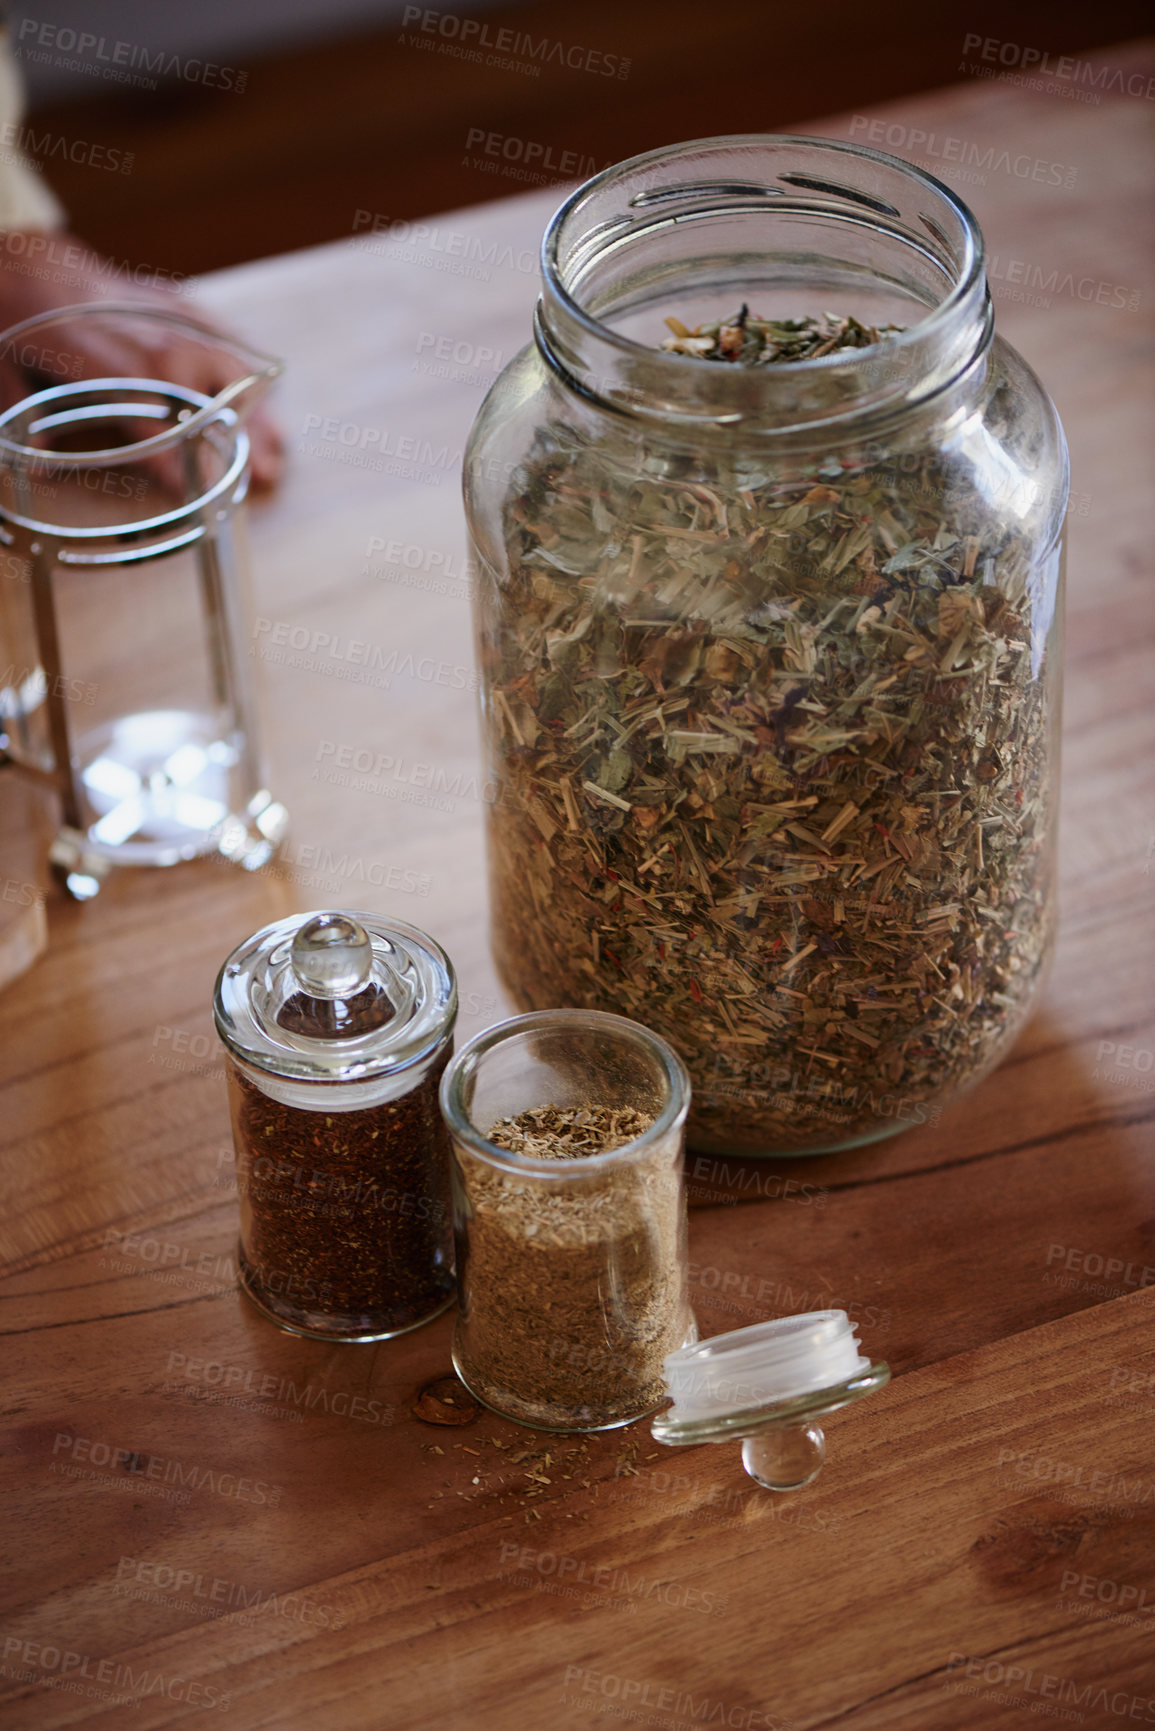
[475,310,1055,1153]
[456,1105,684,1427]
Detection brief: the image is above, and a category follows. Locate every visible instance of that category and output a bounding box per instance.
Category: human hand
[0,232,284,491]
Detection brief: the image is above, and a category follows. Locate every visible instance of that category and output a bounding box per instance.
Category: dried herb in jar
[215,911,459,1338]
[477,310,1056,1153]
[661,309,904,365]
[229,1054,454,1332]
[455,1104,687,1428]
[488,1102,653,1156]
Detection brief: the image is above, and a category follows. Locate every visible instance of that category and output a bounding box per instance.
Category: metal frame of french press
[0,363,279,896]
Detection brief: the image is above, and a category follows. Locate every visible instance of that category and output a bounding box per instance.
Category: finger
[244,405,285,493]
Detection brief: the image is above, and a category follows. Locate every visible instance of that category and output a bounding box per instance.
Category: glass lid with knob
[213,909,457,1084]
[651,1310,889,1491]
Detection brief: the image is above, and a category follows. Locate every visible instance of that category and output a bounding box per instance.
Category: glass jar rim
[439,1008,691,1175]
[538,133,990,432]
[0,300,282,466]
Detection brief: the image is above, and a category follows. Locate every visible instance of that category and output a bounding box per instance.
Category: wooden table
[3,50,1153,1730]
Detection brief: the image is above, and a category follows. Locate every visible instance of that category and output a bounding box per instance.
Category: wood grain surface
[2,50,1153,1731]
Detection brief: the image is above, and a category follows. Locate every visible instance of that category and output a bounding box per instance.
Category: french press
[0,301,286,898]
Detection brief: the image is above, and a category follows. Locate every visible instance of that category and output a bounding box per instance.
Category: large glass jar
[463,135,1067,1157]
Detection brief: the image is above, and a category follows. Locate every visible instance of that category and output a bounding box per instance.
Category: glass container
[652,1310,889,1491]
[0,302,286,899]
[463,135,1067,1157]
[214,909,456,1340]
[440,1009,695,1430]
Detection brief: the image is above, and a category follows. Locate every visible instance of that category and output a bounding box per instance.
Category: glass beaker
[0,301,287,898]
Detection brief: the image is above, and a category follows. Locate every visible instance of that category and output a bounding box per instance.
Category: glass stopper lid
[651,1311,889,1492]
[289,912,374,998]
[213,909,456,1083]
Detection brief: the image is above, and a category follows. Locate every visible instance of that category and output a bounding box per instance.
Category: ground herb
[454,1103,687,1428]
[228,1054,455,1335]
[477,311,1055,1153]
[488,1102,654,1158]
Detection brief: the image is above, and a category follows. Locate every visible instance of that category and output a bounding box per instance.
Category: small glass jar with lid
[213,910,457,1340]
[463,134,1067,1157]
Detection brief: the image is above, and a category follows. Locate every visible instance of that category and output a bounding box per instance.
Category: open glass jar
[440,1010,695,1430]
[464,135,1067,1157]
